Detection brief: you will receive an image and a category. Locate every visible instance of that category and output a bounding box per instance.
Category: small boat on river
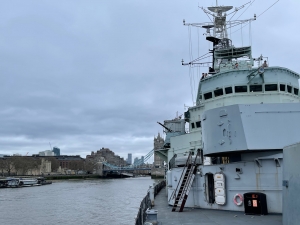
[19,178,39,187]
[0,177,52,188]
[37,177,52,185]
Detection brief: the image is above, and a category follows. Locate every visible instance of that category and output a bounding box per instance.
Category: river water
[0,177,159,225]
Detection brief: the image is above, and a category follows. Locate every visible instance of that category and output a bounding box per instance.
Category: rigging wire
[188,53,211,63]
[192,65,196,103]
[188,26,193,63]
[197,27,200,91]
[230,0,279,35]
[241,23,243,46]
[192,55,212,62]
[189,66,195,105]
[236,0,256,20]
[249,21,252,45]
[227,1,251,21]
[229,11,238,22]
[188,26,195,104]
[203,10,213,23]
[257,0,279,18]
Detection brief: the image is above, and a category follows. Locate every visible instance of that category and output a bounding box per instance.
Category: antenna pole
[216,0,218,6]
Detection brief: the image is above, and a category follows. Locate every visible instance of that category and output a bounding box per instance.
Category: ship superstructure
[158,2,300,213]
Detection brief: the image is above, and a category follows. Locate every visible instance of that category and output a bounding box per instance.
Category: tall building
[153,133,165,168]
[127,153,132,164]
[39,150,54,156]
[52,147,60,156]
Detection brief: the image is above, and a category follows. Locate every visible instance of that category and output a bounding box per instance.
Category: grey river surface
[0,177,160,225]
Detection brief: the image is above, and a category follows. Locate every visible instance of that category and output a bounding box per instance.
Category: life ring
[233,193,243,206]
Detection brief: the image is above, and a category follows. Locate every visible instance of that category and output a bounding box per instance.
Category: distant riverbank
[2,174,150,180]
[45,174,101,180]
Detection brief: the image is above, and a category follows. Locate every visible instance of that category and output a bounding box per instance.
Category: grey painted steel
[168,153,283,213]
[199,67,299,97]
[157,2,300,220]
[283,143,300,225]
[202,103,300,155]
[153,187,282,225]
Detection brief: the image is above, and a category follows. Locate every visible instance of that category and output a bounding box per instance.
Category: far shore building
[39,150,54,156]
[52,147,61,156]
[86,147,127,168]
[127,153,132,165]
[55,155,84,170]
[0,156,51,176]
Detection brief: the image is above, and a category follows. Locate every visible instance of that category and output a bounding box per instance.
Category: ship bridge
[196,66,300,109]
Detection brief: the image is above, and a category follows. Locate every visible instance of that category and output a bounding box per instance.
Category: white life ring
[233,193,243,206]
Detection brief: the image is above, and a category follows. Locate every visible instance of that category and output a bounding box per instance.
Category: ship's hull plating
[167,103,300,213]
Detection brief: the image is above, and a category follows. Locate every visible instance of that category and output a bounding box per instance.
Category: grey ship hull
[167,103,300,213]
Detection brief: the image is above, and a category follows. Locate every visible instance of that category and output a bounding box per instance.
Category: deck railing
[135,180,166,225]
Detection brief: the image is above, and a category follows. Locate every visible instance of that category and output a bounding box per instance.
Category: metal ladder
[171,150,200,212]
[247,67,265,84]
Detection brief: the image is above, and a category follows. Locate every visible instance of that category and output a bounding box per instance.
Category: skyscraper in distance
[52,147,61,156]
[127,153,132,164]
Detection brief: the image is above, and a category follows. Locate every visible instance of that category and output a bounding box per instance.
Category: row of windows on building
[202,84,299,100]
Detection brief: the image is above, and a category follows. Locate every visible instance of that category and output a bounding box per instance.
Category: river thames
[0,177,160,225]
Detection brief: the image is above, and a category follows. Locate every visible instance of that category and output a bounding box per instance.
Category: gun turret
[157,122,173,132]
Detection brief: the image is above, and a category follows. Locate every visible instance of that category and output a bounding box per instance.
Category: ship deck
[152,188,282,225]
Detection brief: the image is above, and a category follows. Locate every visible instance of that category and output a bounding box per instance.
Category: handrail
[168,152,193,202]
[180,150,200,198]
[135,181,166,225]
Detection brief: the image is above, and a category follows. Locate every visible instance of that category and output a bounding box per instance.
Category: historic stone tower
[153,133,164,168]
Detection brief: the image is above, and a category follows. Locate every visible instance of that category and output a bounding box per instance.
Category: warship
[155,1,300,214]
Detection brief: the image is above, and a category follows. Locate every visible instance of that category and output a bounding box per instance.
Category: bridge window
[214,89,224,97]
[294,88,299,96]
[196,121,201,128]
[204,92,213,100]
[191,123,195,129]
[287,85,292,93]
[265,84,278,91]
[280,84,286,92]
[235,85,248,93]
[250,85,262,92]
[225,87,233,94]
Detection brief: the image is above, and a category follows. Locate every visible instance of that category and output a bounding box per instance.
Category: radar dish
[208,6,233,13]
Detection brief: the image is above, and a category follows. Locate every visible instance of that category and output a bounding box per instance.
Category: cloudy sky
[1,0,298,160]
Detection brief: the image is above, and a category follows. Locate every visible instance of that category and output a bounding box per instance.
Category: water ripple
[0,177,159,225]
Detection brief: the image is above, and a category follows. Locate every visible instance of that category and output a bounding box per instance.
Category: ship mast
[182,2,256,69]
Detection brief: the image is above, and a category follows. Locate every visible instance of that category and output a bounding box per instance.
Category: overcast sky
[1,0,298,160]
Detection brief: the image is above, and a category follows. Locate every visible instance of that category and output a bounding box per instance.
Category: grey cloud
[0,0,298,160]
